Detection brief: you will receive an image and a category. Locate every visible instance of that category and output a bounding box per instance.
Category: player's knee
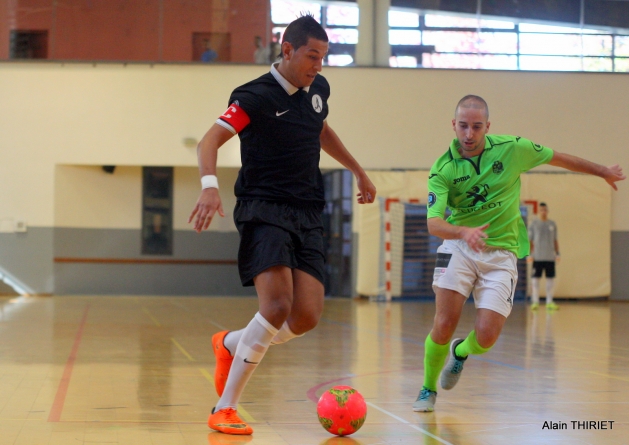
[475,327,499,348]
[263,296,293,322]
[432,316,457,341]
[290,312,320,334]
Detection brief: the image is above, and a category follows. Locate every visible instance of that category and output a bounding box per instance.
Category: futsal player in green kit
[413,95,626,412]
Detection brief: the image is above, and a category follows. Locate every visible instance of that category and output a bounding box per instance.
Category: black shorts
[233,200,325,287]
[532,261,556,278]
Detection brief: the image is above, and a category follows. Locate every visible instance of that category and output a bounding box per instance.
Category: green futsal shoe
[546,302,559,311]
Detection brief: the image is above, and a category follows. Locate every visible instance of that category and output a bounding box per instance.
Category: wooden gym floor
[0,295,627,445]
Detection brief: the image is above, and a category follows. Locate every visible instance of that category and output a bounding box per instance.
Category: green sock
[454,330,491,358]
[422,333,449,392]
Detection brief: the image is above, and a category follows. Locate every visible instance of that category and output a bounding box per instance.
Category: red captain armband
[216,103,251,134]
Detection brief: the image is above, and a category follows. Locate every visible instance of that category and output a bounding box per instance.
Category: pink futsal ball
[316,385,367,436]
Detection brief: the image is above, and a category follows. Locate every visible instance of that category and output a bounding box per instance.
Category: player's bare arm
[549,151,626,190]
[188,123,234,232]
[427,217,489,253]
[319,121,376,204]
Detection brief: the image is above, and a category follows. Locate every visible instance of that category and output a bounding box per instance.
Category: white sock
[270,321,303,345]
[546,278,555,304]
[215,313,278,411]
[223,330,243,355]
[531,278,540,304]
[222,321,302,354]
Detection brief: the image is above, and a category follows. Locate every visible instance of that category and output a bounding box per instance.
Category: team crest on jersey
[428,192,437,207]
[312,94,323,113]
[492,161,504,174]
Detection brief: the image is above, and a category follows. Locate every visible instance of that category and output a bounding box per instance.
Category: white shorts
[432,239,518,318]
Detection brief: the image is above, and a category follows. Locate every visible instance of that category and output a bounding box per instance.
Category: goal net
[377,198,528,302]
[377,199,437,301]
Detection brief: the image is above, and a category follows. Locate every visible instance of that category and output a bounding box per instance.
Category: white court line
[209,320,230,331]
[366,402,455,445]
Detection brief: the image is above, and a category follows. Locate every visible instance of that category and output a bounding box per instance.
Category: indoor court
[1,295,627,445]
[2,1,629,445]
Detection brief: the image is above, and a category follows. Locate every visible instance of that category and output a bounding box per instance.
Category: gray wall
[0,228,54,294]
[53,228,254,296]
[611,231,629,301]
[1,227,626,298]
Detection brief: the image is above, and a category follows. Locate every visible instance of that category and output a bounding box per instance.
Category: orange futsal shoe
[212,331,234,396]
[207,432,252,444]
[208,407,253,435]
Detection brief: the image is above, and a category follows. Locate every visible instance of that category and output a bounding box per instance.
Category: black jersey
[217,67,330,209]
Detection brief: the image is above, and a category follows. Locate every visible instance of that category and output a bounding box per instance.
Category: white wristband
[201,175,219,190]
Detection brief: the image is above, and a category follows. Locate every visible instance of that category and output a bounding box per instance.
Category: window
[271,0,321,24]
[389,30,421,45]
[425,14,514,29]
[519,33,612,56]
[422,31,517,54]
[389,10,420,28]
[423,53,518,70]
[326,28,359,44]
[327,54,354,66]
[615,36,629,56]
[269,0,629,72]
[326,4,359,26]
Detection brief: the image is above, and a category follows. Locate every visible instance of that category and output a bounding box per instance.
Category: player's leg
[441,249,515,390]
[271,268,324,345]
[218,272,311,349]
[545,262,558,310]
[210,205,298,434]
[413,287,466,412]
[531,261,543,310]
[441,308,506,390]
[468,308,507,350]
[426,287,467,384]
[414,240,475,412]
[209,265,292,435]
[270,218,326,343]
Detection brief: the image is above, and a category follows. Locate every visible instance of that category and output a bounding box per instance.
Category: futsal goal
[376,198,528,302]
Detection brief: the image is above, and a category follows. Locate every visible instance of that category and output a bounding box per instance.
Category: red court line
[48,305,90,422]
[306,367,421,403]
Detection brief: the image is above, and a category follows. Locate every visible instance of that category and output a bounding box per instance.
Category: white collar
[271,62,310,95]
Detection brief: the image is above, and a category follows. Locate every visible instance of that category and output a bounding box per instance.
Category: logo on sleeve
[428,174,438,179]
[312,94,323,113]
[492,161,504,174]
[428,192,437,208]
[532,142,543,152]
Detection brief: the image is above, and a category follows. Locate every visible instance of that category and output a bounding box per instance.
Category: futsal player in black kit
[188,15,377,435]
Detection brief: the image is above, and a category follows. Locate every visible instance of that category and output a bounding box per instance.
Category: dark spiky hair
[280,14,328,58]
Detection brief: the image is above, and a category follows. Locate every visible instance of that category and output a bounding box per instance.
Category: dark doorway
[142,167,174,256]
[9,30,48,59]
[322,170,353,297]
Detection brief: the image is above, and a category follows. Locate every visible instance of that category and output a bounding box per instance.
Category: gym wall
[0,62,627,296]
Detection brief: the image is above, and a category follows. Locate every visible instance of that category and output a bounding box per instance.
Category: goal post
[379,198,421,302]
